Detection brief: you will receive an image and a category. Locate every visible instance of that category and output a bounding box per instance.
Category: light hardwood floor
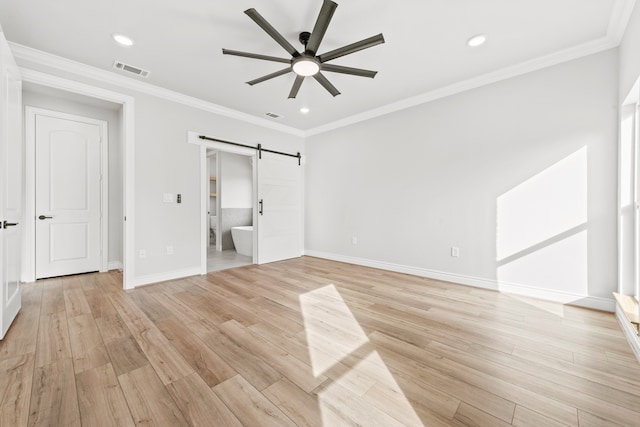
[1,256,639,426]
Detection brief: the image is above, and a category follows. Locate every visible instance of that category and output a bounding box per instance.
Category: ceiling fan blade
[313,72,340,97]
[222,49,291,64]
[244,8,300,57]
[321,64,377,78]
[288,75,305,99]
[246,67,292,86]
[306,0,338,55]
[318,33,385,63]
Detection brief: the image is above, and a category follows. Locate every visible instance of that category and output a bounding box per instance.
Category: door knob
[38,215,53,220]
[3,221,18,227]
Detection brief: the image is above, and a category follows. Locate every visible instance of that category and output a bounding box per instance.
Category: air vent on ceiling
[113,61,150,78]
[265,112,283,119]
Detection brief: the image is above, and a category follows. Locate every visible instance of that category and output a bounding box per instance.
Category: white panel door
[35,114,102,279]
[0,30,22,339]
[257,152,302,264]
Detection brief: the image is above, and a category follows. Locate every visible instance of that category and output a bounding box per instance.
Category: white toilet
[231,226,253,257]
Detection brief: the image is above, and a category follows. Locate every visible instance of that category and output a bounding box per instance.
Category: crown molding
[307,37,621,136]
[9,42,305,138]
[307,1,636,137]
[608,0,637,43]
[9,0,636,139]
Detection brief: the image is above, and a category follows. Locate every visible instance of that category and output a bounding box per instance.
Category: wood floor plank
[0,353,35,427]
[165,372,243,427]
[28,358,81,427]
[220,319,327,393]
[63,287,92,318]
[104,336,149,377]
[108,291,194,384]
[34,311,72,368]
[263,379,323,427]
[39,279,65,315]
[369,331,517,423]
[75,363,134,426]
[84,289,117,319]
[312,379,408,427]
[155,317,237,387]
[453,402,513,427]
[513,405,572,427]
[577,410,626,427]
[0,258,637,427]
[94,312,131,343]
[117,364,189,427]
[212,375,297,427]
[197,329,282,391]
[67,313,110,374]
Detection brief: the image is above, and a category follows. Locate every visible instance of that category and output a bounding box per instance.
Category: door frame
[26,107,108,279]
[189,131,258,275]
[19,69,136,289]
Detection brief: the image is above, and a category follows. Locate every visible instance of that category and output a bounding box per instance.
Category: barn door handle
[3,221,18,227]
[38,215,53,220]
[259,199,264,216]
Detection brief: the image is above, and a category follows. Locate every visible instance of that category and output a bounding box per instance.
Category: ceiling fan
[222,0,385,98]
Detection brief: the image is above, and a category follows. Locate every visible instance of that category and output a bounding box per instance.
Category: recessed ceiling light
[300,107,310,114]
[112,33,134,47]
[467,34,487,47]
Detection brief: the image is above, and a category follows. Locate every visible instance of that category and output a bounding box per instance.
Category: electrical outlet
[352,236,358,245]
[166,246,173,255]
[139,249,146,258]
[451,247,459,257]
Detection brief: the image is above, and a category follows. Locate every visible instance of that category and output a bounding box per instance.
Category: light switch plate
[163,193,174,203]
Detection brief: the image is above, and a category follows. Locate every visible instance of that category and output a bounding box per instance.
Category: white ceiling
[0,0,634,132]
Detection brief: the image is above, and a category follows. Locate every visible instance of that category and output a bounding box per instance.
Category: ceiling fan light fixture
[292,57,320,76]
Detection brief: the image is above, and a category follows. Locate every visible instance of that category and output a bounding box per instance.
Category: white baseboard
[304,250,615,312]
[107,261,123,271]
[132,267,201,288]
[615,306,640,362]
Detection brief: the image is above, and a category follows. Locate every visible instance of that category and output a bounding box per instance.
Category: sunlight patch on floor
[300,284,424,426]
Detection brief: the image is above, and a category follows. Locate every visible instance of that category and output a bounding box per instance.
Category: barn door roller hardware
[199,135,301,165]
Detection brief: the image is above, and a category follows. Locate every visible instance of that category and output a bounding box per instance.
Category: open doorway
[191,131,303,275]
[206,149,255,272]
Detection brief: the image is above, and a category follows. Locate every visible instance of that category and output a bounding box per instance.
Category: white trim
[306,37,620,136]
[10,43,304,138]
[305,250,616,312]
[615,305,640,362]
[24,107,108,280]
[608,0,637,43]
[8,0,636,141]
[188,131,259,274]
[20,68,136,289]
[132,267,201,288]
[107,261,123,271]
[100,118,109,272]
[199,145,207,276]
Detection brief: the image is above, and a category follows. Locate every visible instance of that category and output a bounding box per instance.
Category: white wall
[131,93,303,280]
[620,2,640,100]
[306,49,618,306]
[220,152,252,208]
[22,88,123,268]
[15,56,305,285]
